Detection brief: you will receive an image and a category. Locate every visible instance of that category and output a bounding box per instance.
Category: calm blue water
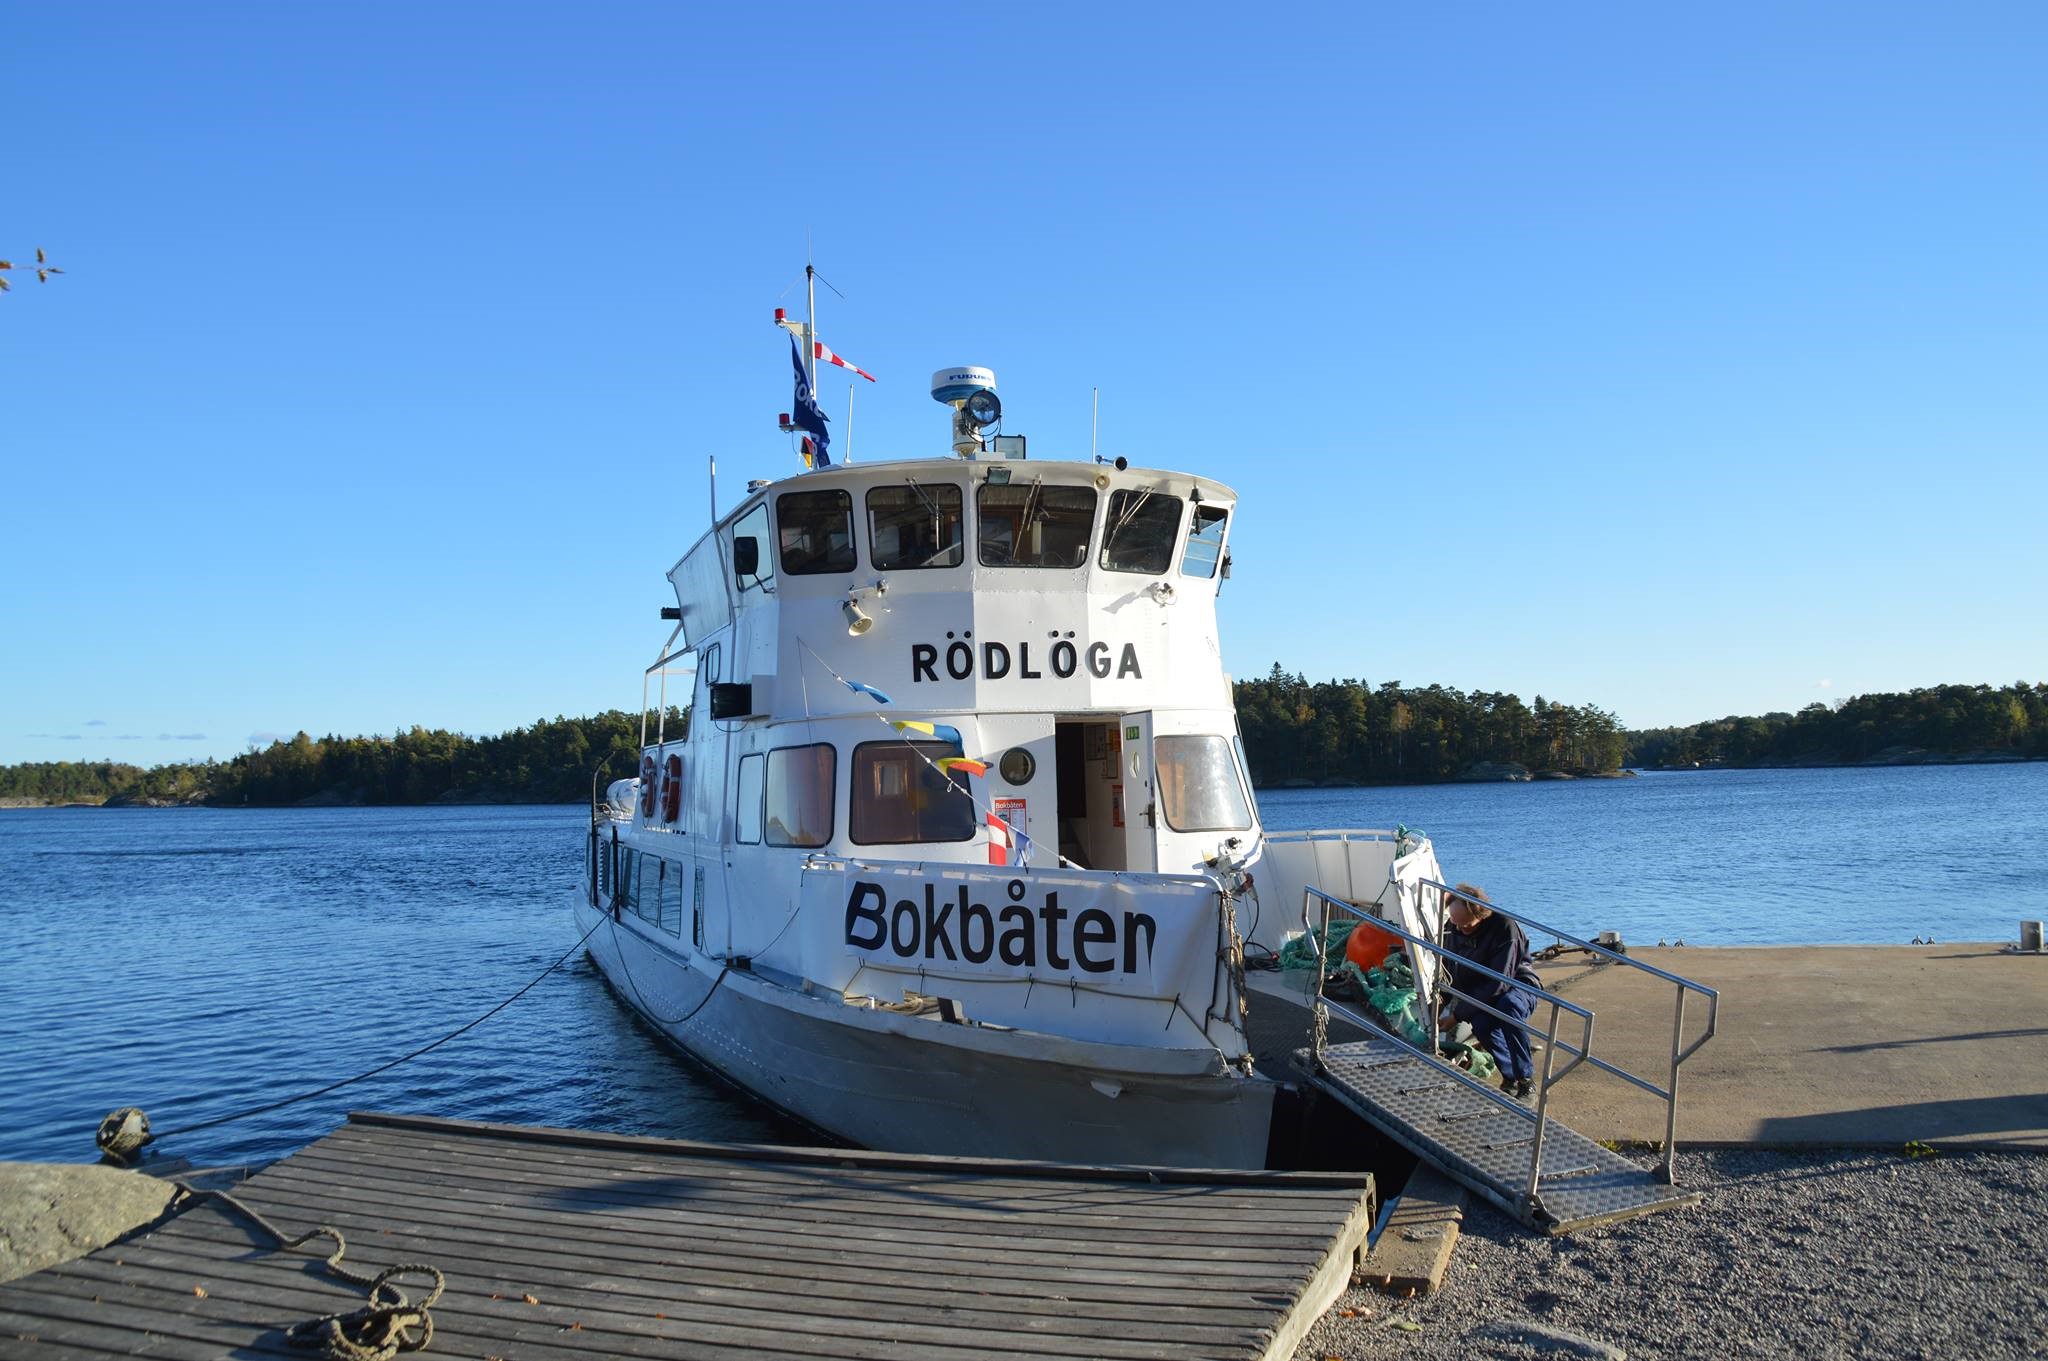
[2,765,2042,1168]
[1258,764,2048,947]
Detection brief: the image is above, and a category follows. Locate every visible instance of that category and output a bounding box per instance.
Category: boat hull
[575,897,1279,1169]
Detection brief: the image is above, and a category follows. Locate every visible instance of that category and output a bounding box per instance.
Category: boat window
[977,482,1097,568]
[636,856,664,925]
[1154,734,1255,832]
[777,489,857,576]
[766,743,836,848]
[659,859,683,935]
[1099,489,1183,575]
[1181,506,1229,579]
[735,753,764,844]
[867,483,964,570]
[731,502,775,593]
[851,740,977,845]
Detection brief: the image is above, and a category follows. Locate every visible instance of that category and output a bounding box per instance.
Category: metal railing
[1306,880,1717,1198]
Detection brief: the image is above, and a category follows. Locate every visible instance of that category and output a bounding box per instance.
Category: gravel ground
[1292,1147,2048,1361]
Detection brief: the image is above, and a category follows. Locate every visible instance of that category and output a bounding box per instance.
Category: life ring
[662,753,684,823]
[639,754,657,816]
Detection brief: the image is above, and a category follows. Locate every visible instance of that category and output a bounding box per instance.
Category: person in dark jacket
[1437,883,1541,1099]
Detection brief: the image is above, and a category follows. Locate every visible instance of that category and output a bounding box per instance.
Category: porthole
[998,747,1036,785]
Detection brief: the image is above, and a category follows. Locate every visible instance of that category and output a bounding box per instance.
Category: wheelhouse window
[1181,506,1229,578]
[868,483,964,570]
[732,502,775,594]
[851,740,977,845]
[1154,734,1254,832]
[1100,488,1183,575]
[977,482,1097,568]
[765,743,836,847]
[778,489,857,575]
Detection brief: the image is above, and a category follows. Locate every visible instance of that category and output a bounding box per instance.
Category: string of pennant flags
[0,247,63,292]
[800,638,1055,869]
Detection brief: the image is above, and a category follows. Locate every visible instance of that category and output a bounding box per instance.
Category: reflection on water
[2,764,2041,1167]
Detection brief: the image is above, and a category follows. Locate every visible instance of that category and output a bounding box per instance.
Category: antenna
[846,381,856,462]
[1091,387,1100,462]
[708,454,717,525]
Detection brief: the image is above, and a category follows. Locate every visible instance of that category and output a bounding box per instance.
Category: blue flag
[790,336,831,465]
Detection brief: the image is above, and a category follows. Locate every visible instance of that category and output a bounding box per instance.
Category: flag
[891,720,963,745]
[986,811,1032,867]
[839,676,891,704]
[938,757,989,777]
[789,336,831,464]
[815,340,876,382]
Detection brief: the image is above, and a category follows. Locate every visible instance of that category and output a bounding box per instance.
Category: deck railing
[1305,881,1718,1197]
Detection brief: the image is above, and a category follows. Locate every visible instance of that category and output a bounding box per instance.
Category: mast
[805,262,818,394]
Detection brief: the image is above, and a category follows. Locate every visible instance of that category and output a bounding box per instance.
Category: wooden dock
[0,1112,1376,1361]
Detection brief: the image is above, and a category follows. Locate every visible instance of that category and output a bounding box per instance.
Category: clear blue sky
[5,2,2044,766]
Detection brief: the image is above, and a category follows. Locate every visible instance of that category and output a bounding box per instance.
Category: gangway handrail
[1303,880,1717,1203]
[1413,877,1723,1150]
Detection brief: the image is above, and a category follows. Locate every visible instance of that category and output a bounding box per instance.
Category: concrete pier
[1533,942,2048,1150]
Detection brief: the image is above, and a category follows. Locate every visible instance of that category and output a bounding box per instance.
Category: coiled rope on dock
[94,913,608,1164]
[173,1182,443,1360]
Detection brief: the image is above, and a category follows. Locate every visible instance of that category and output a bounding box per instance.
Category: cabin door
[1117,712,1158,873]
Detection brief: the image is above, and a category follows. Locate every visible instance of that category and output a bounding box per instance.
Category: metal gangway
[1303,881,1719,1233]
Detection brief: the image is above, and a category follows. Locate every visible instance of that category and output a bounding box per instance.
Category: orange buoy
[1344,919,1401,973]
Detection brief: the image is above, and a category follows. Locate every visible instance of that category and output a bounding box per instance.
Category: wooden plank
[319,1127,1365,1225]
[27,1253,1245,1361]
[55,1234,1266,1358]
[179,1180,1308,1302]
[227,1172,1323,1280]
[0,1290,302,1360]
[1251,1183,1376,1361]
[346,1110,1372,1189]
[277,1141,1354,1249]
[87,1229,1273,1348]
[150,1212,1288,1327]
[331,1121,1370,1215]
[1358,1165,1465,1296]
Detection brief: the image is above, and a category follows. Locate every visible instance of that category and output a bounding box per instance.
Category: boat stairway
[1295,882,1719,1235]
[1304,1034,1698,1233]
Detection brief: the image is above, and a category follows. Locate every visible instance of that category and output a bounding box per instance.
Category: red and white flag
[814,340,877,382]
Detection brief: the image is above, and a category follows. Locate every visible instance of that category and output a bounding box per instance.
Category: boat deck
[0,1112,1376,1361]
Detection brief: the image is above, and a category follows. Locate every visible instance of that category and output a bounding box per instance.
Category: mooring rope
[96,914,609,1163]
[173,1183,443,1361]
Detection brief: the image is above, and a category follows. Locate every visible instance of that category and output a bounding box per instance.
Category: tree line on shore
[2,679,2041,807]
[1233,668,1627,785]
[0,712,663,808]
[1625,682,2046,768]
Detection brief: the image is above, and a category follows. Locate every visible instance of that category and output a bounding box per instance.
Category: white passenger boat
[575,291,1448,1168]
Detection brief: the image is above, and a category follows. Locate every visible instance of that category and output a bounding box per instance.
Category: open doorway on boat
[1054,718,1128,871]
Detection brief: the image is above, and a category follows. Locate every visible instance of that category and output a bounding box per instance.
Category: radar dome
[931,367,997,404]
